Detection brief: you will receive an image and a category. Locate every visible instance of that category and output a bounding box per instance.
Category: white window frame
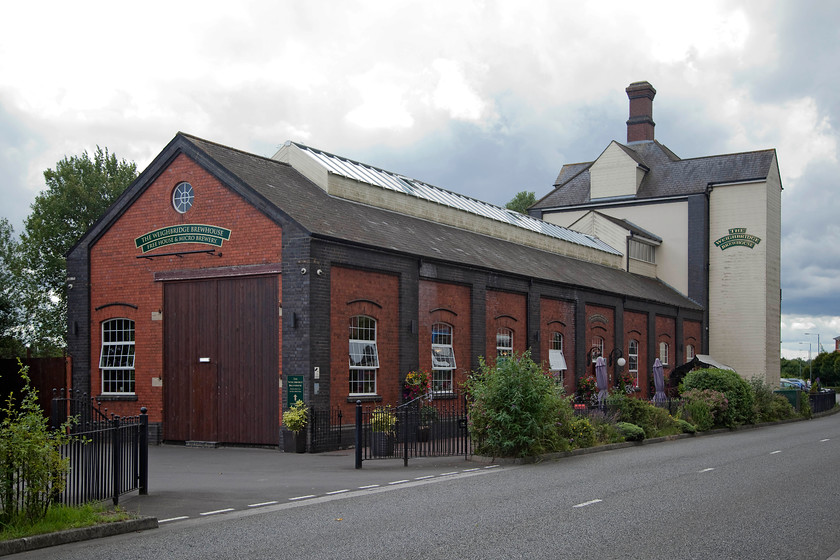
[431,322,455,393]
[549,331,567,383]
[686,344,695,361]
[99,318,136,395]
[496,328,513,360]
[628,239,656,264]
[659,341,669,365]
[349,316,378,395]
[628,339,639,387]
[591,336,605,362]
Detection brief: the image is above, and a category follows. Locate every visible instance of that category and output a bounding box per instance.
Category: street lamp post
[798,341,812,384]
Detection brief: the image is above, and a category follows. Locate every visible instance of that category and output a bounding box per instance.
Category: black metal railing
[308,406,344,452]
[50,391,148,506]
[354,395,471,468]
[810,390,836,414]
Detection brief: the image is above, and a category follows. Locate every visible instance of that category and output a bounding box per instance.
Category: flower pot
[371,432,394,457]
[294,432,306,453]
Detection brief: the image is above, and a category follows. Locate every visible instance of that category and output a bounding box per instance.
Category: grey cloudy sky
[1,0,837,359]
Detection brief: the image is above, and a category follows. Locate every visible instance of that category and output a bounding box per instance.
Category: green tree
[812,351,840,386]
[780,357,808,380]
[504,190,537,214]
[0,219,25,358]
[15,147,137,354]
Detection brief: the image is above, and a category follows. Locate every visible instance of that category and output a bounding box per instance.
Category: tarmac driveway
[120,445,495,523]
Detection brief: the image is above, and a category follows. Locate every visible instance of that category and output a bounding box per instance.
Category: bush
[608,394,681,438]
[680,399,715,431]
[681,389,729,429]
[282,399,308,433]
[682,368,756,425]
[749,378,795,423]
[617,422,645,441]
[586,407,625,445]
[0,361,73,524]
[676,419,696,434]
[566,417,596,448]
[466,352,566,457]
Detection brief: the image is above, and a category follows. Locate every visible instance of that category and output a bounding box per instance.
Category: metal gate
[354,395,471,468]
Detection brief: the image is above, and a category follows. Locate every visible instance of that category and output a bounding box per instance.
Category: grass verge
[0,504,136,541]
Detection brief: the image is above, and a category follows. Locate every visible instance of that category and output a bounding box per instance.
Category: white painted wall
[590,142,640,199]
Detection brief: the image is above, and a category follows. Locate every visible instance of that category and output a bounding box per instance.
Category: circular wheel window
[172,182,194,213]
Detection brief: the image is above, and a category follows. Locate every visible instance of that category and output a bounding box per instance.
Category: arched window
[686,344,695,361]
[349,316,378,395]
[431,323,456,393]
[496,328,513,360]
[100,318,136,394]
[659,341,669,365]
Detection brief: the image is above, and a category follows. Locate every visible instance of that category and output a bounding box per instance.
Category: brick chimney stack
[626,81,656,143]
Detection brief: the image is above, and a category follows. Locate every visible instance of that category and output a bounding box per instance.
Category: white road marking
[248,501,278,507]
[388,479,410,485]
[821,438,830,442]
[414,475,434,480]
[699,468,715,473]
[160,516,189,523]
[573,499,602,508]
[327,489,349,495]
[770,450,782,455]
[200,508,234,516]
[289,495,316,501]
[358,484,380,489]
[462,468,480,472]
[484,465,500,469]
[440,471,458,476]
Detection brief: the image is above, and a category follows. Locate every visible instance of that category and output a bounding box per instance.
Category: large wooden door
[164,276,279,444]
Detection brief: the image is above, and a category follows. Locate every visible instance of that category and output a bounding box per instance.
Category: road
[13,414,840,559]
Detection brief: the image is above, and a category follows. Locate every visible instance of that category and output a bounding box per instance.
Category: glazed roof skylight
[288,142,620,255]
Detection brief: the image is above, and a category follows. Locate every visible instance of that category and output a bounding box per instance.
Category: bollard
[354,400,362,469]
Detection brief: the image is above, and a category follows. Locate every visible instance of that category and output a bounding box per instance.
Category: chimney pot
[626,81,656,143]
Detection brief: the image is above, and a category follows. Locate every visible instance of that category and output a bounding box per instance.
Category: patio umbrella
[595,356,608,406]
[653,358,666,403]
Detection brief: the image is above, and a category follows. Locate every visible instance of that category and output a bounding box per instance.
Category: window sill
[347,395,383,403]
[97,394,138,402]
[431,392,458,400]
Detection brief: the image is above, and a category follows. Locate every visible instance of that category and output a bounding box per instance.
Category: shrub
[608,394,681,438]
[680,399,715,431]
[370,406,397,434]
[676,419,696,434]
[749,378,795,423]
[565,417,596,448]
[586,407,625,445]
[682,368,756,425]
[617,422,645,441]
[681,388,729,429]
[282,399,308,433]
[465,352,566,457]
[0,361,74,524]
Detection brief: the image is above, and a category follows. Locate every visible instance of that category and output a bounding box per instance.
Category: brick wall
[88,153,283,422]
[655,315,677,370]
[418,280,471,396]
[539,297,576,394]
[624,310,648,395]
[485,290,527,364]
[329,266,400,418]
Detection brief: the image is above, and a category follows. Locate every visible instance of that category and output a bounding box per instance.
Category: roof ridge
[181,132,293,168]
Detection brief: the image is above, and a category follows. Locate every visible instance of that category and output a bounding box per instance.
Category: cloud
[0,0,837,357]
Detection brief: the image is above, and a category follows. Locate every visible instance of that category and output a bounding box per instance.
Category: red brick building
[67,133,703,446]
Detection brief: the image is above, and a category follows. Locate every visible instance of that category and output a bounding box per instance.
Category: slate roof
[533,140,777,210]
[177,133,701,310]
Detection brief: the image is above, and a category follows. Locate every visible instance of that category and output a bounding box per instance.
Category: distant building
[530,81,782,385]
